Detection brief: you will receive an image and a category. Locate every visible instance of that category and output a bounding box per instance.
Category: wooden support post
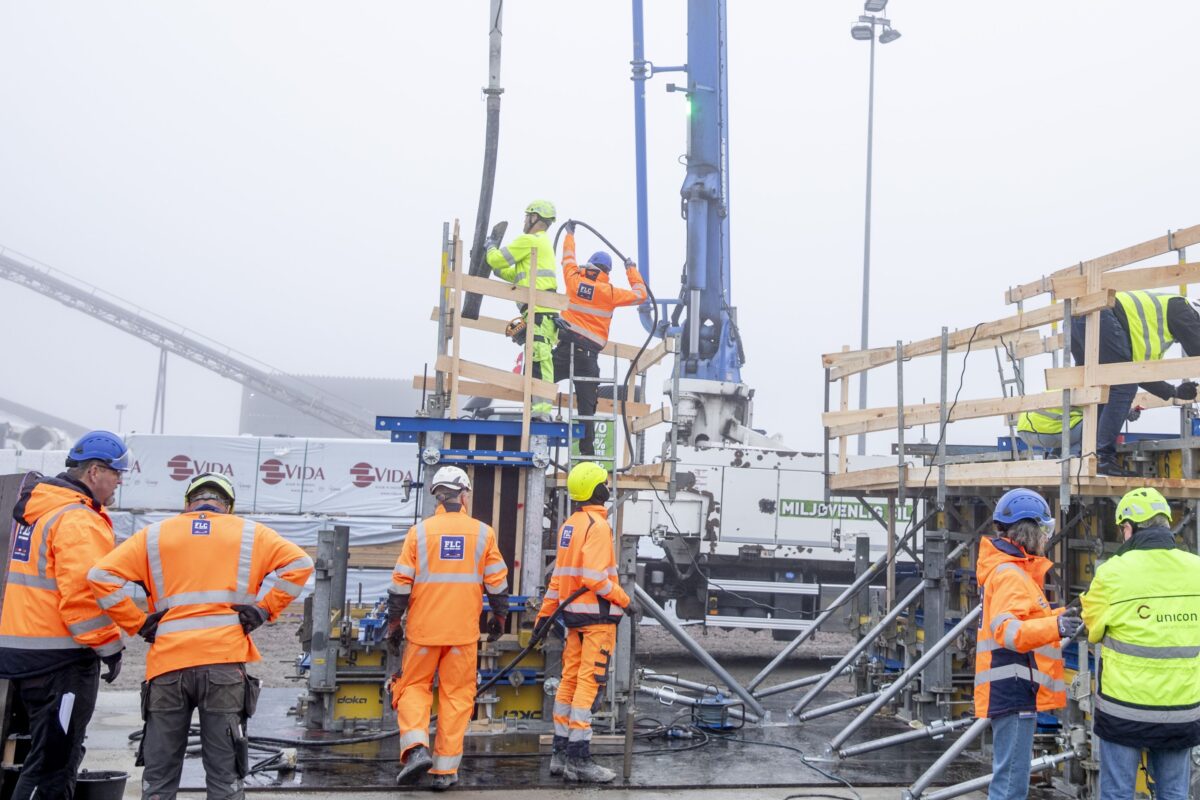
[449,222,464,419]
[521,249,536,451]
[838,345,850,474]
[1080,264,1102,475]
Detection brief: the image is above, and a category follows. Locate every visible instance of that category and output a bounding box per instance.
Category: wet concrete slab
[167,688,990,793]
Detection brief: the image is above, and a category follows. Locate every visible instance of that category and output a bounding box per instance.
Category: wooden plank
[459,273,568,312]
[1011,333,1064,360]
[1053,261,1200,300]
[628,462,670,479]
[823,290,1113,380]
[634,337,677,372]
[823,388,1106,438]
[1046,355,1200,390]
[825,331,1050,378]
[547,474,670,492]
[631,405,672,434]
[1006,224,1200,304]
[303,543,401,570]
[411,376,651,416]
[521,250,537,449]
[830,460,1200,498]
[429,308,646,362]
[434,355,558,401]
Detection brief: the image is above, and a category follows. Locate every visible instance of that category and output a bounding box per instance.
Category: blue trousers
[1071,311,1137,456]
[1099,737,1192,800]
[989,712,1037,800]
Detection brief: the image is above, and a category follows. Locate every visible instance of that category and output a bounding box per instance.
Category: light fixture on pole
[115,403,127,432]
[849,2,901,456]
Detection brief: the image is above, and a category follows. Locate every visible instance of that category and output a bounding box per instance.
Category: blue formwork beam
[375,415,583,446]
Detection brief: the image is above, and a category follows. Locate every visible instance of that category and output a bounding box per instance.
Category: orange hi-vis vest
[390,504,509,646]
[538,505,629,628]
[559,232,648,351]
[0,478,122,677]
[974,536,1066,718]
[88,511,313,680]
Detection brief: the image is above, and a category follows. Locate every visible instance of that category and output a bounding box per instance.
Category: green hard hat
[1115,487,1171,526]
[525,199,556,221]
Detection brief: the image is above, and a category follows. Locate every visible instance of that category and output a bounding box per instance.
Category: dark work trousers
[142,664,253,800]
[1071,310,1137,456]
[553,340,601,455]
[12,657,100,800]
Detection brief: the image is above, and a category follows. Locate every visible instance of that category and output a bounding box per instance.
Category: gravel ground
[100,608,309,693]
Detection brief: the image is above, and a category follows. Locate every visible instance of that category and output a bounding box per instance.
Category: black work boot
[549,735,569,776]
[1097,456,1138,477]
[396,745,433,785]
[562,742,616,783]
[430,772,459,792]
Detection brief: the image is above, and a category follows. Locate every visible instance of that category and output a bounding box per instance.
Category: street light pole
[850,5,900,456]
[857,28,876,457]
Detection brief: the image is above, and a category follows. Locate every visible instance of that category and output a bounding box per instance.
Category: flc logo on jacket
[440,536,465,561]
[560,525,574,548]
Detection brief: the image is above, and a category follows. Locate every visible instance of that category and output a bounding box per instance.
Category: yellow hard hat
[567,462,608,502]
[524,199,556,221]
[1115,487,1171,526]
[185,472,236,511]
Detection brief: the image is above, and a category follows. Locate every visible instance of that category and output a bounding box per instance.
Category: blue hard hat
[66,430,131,471]
[993,488,1052,526]
[586,251,613,272]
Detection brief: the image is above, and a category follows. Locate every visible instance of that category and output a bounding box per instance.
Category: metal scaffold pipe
[634,585,768,718]
[641,670,721,696]
[747,512,932,692]
[827,605,982,752]
[753,667,851,699]
[900,716,990,799]
[795,689,884,722]
[915,750,1077,800]
[790,579,925,715]
[837,716,975,759]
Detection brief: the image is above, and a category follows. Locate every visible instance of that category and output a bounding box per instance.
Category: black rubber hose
[475,586,589,696]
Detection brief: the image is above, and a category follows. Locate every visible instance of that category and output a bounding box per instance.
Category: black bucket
[75,769,128,800]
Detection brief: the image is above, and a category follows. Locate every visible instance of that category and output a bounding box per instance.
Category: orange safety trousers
[553,624,615,745]
[392,640,478,775]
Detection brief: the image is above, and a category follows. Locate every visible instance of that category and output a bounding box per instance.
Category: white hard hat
[430,466,471,493]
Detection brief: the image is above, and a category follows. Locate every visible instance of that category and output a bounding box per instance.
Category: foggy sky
[2,2,1198,452]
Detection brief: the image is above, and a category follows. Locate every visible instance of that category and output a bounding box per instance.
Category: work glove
[622,598,642,624]
[100,651,122,684]
[486,613,506,643]
[624,258,636,270]
[1175,381,1199,401]
[138,610,166,644]
[232,604,268,635]
[1127,406,1143,422]
[387,593,409,648]
[1058,612,1084,639]
[531,614,552,640]
[564,220,576,235]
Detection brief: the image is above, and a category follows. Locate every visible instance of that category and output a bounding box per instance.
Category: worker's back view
[390,466,509,791]
[89,472,313,800]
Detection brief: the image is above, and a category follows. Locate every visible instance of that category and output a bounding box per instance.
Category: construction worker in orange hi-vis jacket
[0,431,129,800]
[553,221,648,456]
[390,466,509,792]
[88,472,314,800]
[535,462,636,783]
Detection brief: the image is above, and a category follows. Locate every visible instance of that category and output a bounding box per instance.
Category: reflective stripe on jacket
[558,232,648,350]
[486,231,559,314]
[0,477,123,678]
[88,511,314,680]
[390,504,509,646]
[1115,290,1177,362]
[1017,407,1082,435]
[1081,526,1200,749]
[539,505,629,628]
[974,536,1065,718]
